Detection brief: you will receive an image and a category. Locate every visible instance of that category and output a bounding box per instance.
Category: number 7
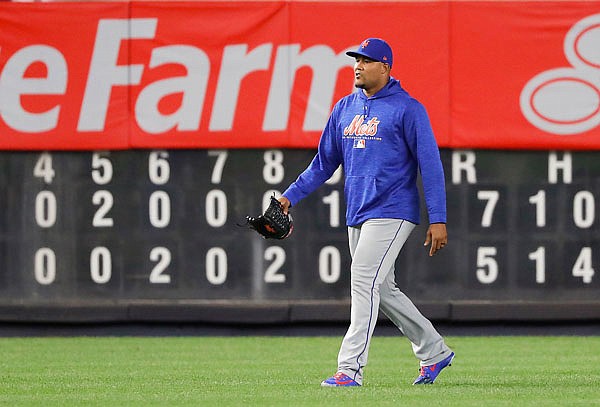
[208,150,228,184]
[477,190,499,227]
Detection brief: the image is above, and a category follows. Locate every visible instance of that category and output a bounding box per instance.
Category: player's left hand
[424,223,447,257]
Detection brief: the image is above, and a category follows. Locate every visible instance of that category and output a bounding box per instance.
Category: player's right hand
[424,223,448,256]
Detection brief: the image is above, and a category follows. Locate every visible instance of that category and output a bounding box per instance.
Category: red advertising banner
[451,2,600,150]
[0,1,598,150]
[0,2,131,150]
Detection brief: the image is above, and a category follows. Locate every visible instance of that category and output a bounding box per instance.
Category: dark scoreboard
[0,149,598,323]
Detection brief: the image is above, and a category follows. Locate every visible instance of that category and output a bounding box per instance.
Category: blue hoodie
[282,77,446,227]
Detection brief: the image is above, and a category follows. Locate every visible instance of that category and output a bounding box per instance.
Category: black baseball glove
[242,196,293,239]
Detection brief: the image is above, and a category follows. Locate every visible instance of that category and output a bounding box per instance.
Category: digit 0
[573,191,595,229]
[35,191,57,228]
[90,247,111,284]
[206,247,227,285]
[34,248,56,285]
[205,190,227,227]
[149,191,171,228]
[319,246,341,283]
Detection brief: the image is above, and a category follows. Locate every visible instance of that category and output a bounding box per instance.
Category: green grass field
[0,335,598,406]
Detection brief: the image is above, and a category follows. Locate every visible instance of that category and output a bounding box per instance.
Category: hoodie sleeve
[404,100,447,224]
[282,105,343,207]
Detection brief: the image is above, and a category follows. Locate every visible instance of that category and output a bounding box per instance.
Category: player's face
[353,56,390,96]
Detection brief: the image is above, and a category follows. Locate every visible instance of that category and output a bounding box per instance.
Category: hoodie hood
[358,76,404,101]
[360,77,404,118]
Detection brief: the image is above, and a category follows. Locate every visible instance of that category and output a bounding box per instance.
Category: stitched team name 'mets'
[343,115,380,136]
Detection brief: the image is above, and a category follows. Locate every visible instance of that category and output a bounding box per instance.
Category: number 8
[263,150,284,184]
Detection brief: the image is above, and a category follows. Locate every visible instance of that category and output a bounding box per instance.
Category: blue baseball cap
[346,38,393,68]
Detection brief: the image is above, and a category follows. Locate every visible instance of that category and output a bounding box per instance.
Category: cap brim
[346,51,369,59]
[346,51,385,64]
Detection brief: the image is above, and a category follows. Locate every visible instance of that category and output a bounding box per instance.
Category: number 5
[476,247,498,284]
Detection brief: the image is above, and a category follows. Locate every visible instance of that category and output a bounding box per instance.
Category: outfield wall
[0,148,597,323]
[0,1,599,323]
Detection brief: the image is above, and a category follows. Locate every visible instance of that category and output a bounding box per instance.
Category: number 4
[33,152,55,184]
[573,247,594,284]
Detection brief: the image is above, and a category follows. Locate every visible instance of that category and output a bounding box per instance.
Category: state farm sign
[1,1,599,150]
[0,7,356,149]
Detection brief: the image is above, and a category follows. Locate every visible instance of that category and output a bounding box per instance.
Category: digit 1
[528,190,546,227]
[527,246,545,284]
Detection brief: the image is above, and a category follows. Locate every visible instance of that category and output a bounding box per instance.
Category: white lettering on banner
[210,44,272,131]
[0,18,352,136]
[135,45,209,133]
[263,44,355,131]
[78,19,158,131]
[520,13,600,135]
[0,45,67,132]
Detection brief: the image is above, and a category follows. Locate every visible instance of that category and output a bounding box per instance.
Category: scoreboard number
[322,191,341,227]
[208,150,228,184]
[149,191,171,228]
[33,152,55,184]
[90,246,112,284]
[35,190,57,228]
[34,247,56,285]
[573,191,595,229]
[263,149,285,184]
[476,247,498,284]
[528,190,546,227]
[206,190,227,227]
[573,247,594,284]
[91,152,113,185]
[528,247,546,284]
[319,246,341,284]
[92,190,114,227]
[148,150,170,185]
[205,247,227,285]
[149,247,172,284]
[477,190,499,227]
[264,246,286,283]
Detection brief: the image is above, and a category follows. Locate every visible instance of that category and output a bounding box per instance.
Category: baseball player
[278,38,454,386]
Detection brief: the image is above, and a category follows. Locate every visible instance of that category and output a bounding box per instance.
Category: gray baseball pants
[337,218,453,385]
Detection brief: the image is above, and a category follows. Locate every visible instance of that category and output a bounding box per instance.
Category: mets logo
[520,13,600,135]
[343,115,380,136]
[360,39,370,49]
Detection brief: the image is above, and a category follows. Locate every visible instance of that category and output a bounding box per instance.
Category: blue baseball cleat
[413,352,455,385]
[321,372,361,387]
